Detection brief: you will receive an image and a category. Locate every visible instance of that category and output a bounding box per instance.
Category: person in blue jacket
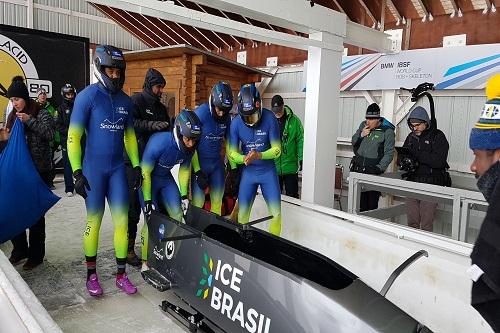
[68,45,142,296]
[189,81,234,215]
[140,109,202,266]
[228,84,282,236]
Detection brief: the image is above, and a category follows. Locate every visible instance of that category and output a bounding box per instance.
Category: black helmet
[237,83,262,127]
[174,109,202,153]
[209,81,233,123]
[61,83,77,103]
[93,45,126,93]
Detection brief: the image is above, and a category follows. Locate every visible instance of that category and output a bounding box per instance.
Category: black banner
[0,24,90,119]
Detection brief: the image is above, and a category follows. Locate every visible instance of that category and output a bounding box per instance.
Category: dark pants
[278,174,299,199]
[62,148,74,193]
[472,279,500,332]
[360,191,380,212]
[126,163,141,242]
[11,171,51,263]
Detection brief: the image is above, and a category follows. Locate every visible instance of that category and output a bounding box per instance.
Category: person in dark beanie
[125,68,170,266]
[402,106,450,232]
[351,103,395,212]
[467,75,500,332]
[271,94,303,198]
[3,76,55,270]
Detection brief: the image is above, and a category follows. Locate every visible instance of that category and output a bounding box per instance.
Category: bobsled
[142,206,432,333]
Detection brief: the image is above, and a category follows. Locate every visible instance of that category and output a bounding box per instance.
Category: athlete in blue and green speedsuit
[141,109,202,262]
[68,45,141,296]
[190,81,234,215]
[228,84,282,236]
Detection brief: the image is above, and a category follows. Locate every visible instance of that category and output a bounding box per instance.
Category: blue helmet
[174,109,202,153]
[209,81,233,123]
[237,83,262,127]
[93,45,126,93]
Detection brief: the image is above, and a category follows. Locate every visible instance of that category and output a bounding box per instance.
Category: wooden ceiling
[91,0,499,52]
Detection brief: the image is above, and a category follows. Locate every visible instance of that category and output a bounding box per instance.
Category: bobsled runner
[142,205,432,333]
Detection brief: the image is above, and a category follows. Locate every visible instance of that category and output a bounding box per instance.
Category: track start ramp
[250,196,491,333]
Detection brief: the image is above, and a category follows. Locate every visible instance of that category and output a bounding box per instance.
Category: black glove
[143,200,153,220]
[299,160,303,171]
[363,165,382,175]
[133,166,142,190]
[73,169,91,199]
[151,121,170,131]
[194,170,209,191]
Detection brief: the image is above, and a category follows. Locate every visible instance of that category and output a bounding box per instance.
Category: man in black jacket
[125,68,170,266]
[401,106,450,232]
[467,88,500,331]
[56,84,77,196]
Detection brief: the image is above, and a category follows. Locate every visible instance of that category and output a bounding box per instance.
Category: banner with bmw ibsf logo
[0,24,90,121]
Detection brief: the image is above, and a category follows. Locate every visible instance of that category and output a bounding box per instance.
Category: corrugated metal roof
[1,0,147,50]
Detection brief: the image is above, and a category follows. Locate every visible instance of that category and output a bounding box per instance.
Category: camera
[399,156,418,173]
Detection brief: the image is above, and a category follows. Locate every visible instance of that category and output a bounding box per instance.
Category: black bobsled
[143,206,432,333]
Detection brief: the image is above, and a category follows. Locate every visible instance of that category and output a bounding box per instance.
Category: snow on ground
[0,176,187,333]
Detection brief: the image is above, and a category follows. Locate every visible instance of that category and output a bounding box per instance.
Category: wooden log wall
[123,52,262,117]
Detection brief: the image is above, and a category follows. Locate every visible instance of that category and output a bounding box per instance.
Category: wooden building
[123,44,271,119]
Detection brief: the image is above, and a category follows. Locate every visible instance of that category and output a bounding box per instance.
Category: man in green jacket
[351,103,395,211]
[272,95,304,198]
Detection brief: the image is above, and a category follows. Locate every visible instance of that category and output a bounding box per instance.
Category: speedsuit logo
[100,118,124,131]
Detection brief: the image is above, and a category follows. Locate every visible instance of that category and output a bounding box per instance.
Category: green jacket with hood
[351,118,395,172]
[39,100,60,145]
[275,105,304,175]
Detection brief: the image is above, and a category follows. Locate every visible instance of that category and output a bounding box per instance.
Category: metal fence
[347,172,487,244]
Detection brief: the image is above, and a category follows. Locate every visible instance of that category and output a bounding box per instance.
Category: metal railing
[347,172,488,243]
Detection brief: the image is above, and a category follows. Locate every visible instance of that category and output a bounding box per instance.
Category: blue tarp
[0,119,60,243]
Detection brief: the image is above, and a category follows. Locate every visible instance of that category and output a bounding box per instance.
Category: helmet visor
[241,112,261,126]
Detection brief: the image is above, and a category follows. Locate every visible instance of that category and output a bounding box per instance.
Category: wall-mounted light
[422,14,427,22]
[458,8,463,17]
[396,18,400,26]
[402,16,406,24]
[482,6,489,14]
[450,10,455,18]
[428,13,434,21]
[377,21,381,29]
[492,4,496,13]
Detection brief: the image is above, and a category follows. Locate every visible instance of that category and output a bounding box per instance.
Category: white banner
[340,43,500,91]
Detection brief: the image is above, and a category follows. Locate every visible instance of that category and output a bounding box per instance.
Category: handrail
[347,172,488,242]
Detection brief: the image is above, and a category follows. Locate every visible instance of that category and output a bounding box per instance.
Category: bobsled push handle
[161,230,201,242]
[242,215,274,229]
[380,250,428,297]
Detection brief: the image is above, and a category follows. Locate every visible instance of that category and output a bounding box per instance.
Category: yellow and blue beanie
[470,75,500,150]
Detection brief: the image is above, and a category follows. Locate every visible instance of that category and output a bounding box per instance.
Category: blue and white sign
[340,43,500,91]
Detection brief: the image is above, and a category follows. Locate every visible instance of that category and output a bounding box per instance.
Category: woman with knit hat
[468,74,500,331]
[2,76,55,270]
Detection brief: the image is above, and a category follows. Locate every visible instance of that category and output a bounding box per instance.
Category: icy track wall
[251,196,492,333]
[0,250,62,333]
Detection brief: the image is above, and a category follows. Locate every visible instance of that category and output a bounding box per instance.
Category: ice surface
[0,176,188,333]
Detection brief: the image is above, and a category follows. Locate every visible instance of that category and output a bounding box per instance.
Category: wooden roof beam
[177,0,231,50]
[330,0,350,20]
[106,6,162,46]
[386,0,402,21]
[410,0,429,18]
[357,0,377,24]
[218,9,257,48]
